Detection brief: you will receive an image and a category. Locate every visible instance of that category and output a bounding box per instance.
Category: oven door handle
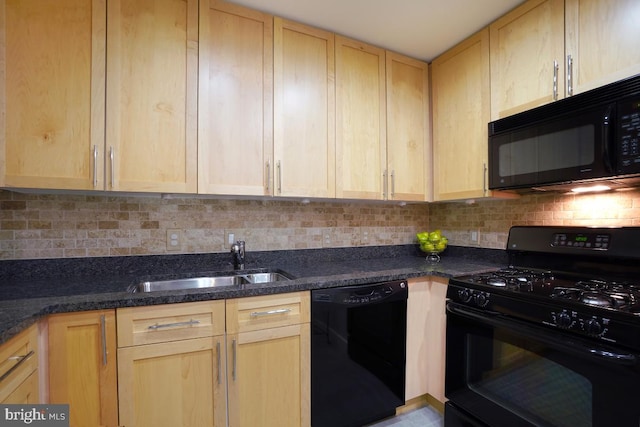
[447,302,638,366]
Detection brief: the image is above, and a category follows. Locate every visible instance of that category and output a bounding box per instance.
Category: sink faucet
[230,240,245,270]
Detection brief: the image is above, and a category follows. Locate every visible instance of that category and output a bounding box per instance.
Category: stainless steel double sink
[129,271,292,293]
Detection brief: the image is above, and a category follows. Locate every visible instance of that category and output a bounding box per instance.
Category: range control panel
[551,232,611,250]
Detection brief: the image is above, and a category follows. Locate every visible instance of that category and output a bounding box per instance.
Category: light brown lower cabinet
[116,300,226,427]
[116,293,310,427]
[226,292,311,427]
[117,337,226,427]
[405,276,447,406]
[0,323,39,404]
[48,310,118,427]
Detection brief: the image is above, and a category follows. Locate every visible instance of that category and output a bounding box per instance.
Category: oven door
[445,301,640,427]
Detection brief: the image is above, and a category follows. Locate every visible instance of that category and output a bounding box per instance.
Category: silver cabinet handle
[109,146,115,189]
[0,351,35,383]
[100,314,107,366]
[265,160,271,192]
[250,308,292,317]
[382,170,388,199]
[92,145,98,188]
[216,341,221,385]
[483,162,488,195]
[567,55,574,96]
[553,60,559,101]
[147,319,200,330]
[232,339,237,381]
[390,170,395,199]
[276,161,282,194]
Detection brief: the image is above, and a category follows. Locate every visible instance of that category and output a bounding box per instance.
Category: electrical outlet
[470,230,480,245]
[166,229,181,251]
[322,229,332,248]
[360,229,369,246]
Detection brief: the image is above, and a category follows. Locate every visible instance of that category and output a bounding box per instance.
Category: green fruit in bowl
[420,242,435,252]
[417,230,448,254]
[416,232,430,243]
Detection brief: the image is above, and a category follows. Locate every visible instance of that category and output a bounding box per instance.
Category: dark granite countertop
[0,245,507,345]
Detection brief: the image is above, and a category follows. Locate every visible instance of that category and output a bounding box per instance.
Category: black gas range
[449,226,640,352]
[445,226,640,427]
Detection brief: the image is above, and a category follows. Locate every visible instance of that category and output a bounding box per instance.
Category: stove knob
[556,312,572,328]
[585,318,603,336]
[458,288,473,303]
[474,292,489,307]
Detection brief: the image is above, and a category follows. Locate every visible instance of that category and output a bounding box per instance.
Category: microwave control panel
[618,98,640,169]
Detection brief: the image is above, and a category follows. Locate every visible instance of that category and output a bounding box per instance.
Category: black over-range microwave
[488,74,640,192]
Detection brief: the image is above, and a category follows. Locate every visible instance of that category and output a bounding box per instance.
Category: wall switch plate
[470,230,479,244]
[167,229,181,251]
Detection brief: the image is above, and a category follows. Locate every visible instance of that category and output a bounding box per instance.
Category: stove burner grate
[551,280,640,311]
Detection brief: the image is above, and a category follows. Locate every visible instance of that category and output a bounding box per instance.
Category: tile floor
[366,404,444,427]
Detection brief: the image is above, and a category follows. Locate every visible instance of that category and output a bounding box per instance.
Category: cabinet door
[106,0,198,193]
[490,0,565,119]
[566,0,640,95]
[432,30,491,201]
[0,0,105,190]
[405,277,447,406]
[335,36,387,200]
[227,325,310,427]
[48,310,118,427]
[198,0,273,196]
[118,337,226,427]
[274,18,335,198]
[386,52,430,202]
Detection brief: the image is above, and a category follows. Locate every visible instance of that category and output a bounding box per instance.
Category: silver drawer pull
[148,319,200,330]
[250,308,292,318]
[1,351,35,383]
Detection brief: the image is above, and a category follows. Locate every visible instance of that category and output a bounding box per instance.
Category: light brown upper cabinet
[490,0,565,120]
[491,0,640,120]
[1,0,106,190]
[273,18,336,198]
[106,0,198,193]
[1,0,197,193]
[565,0,640,95]
[386,52,431,201]
[432,30,491,201]
[198,0,274,196]
[335,36,387,200]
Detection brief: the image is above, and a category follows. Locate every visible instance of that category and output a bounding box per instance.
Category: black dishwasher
[311,280,408,427]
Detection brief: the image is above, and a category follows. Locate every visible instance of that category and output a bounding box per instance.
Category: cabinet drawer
[117,300,225,347]
[226,292,310,334]
[1,370,39,404]
[0,324,38,403]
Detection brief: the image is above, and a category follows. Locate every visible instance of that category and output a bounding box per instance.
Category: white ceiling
[228,0,526,62]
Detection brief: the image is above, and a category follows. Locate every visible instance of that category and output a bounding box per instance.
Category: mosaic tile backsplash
[0,191,429,260]
[2,189,640,260]
[430,189,640,249]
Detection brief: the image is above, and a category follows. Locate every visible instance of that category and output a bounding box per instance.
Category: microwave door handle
[602,104,615,173]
